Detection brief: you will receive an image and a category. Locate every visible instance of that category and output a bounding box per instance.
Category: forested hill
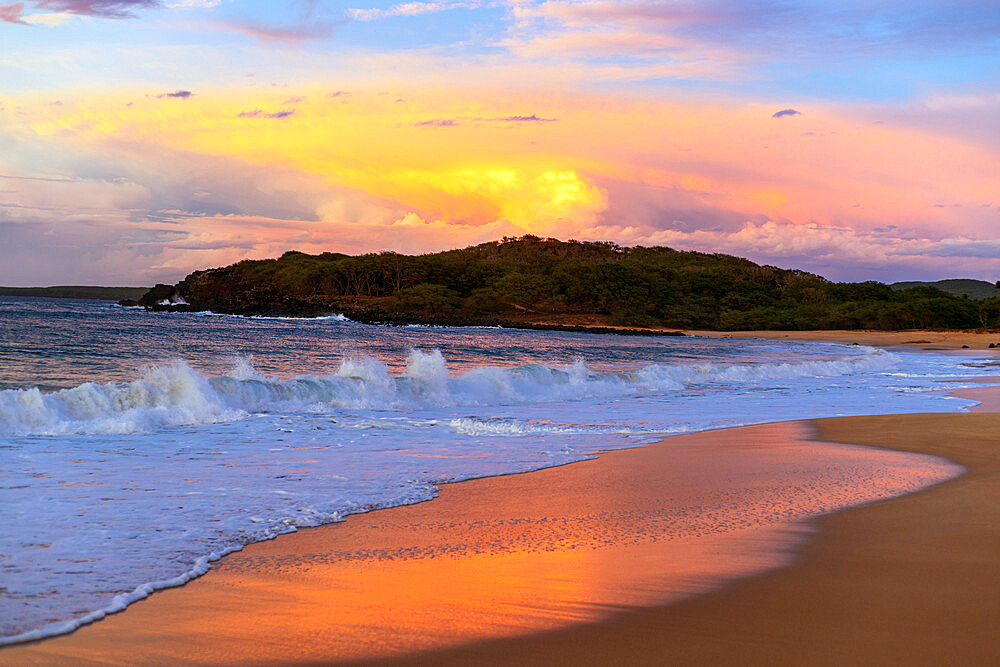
[136,236,999,331]
[891,279,998,301]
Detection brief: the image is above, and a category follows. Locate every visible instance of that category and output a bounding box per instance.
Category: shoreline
[687,328,1000,350]
[112,297,1000,348]
[25,290,1000,349]
[385,406,1000,666]
[5,398,993,663]
[11,291,1000,348]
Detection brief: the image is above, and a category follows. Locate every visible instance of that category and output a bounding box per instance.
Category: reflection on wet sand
[6,422,958,665]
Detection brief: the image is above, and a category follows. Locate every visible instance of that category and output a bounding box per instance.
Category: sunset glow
[2,1,999,284]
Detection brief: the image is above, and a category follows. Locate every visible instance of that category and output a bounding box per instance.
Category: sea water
[0,295,996,644]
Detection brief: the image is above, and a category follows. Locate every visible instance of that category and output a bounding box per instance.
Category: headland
[129,237,1000,337]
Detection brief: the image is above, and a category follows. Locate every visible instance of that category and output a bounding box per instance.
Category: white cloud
[578,219,1000,282]
[347,1,481,22]
[21,13,73,26]
[165,0,221,8]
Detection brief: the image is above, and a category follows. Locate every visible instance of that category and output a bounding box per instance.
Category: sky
[1,1,999,285]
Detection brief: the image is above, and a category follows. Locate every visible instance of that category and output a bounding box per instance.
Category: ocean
[0,295,994,645]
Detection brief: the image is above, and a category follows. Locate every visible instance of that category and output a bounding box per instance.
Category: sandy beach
[523,320,1000,351]
[400,407,1000,666]
[688,328,1000,350]
[6,381,999,665]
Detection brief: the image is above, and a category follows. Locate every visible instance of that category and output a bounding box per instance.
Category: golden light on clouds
[4,82,998,283]
[2,0,999,285]
[23,88,614,235]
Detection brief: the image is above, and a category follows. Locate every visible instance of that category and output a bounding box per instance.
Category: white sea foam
[0,547,236,647]
[249,313,349,321]
[448,416,658,437]
[148,309,350,321]
[0,361,244,435]
[0,347,900,436]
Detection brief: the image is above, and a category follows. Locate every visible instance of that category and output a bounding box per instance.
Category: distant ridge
[0,286,149,301]
[891,279,998,301]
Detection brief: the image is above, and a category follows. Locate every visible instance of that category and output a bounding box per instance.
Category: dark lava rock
[138,284,178,308]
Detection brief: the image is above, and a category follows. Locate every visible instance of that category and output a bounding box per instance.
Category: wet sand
[7,396,995,665]
[527,319,1000,350]
[688,328,1000,350]
[390,407,1000,666]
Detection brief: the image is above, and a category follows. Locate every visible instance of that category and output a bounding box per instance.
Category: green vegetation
[151,236,1000,330]
[0,285,149,301]
[891,279,998,301]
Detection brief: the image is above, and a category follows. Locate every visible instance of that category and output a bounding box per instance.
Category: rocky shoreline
[123,284,686,337]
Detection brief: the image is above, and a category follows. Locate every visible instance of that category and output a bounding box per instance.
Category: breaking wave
[0,347,898,436]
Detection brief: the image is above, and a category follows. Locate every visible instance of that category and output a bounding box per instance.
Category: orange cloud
[5,84,1000,283]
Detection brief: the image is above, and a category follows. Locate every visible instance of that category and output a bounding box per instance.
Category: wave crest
[0,348,897,436]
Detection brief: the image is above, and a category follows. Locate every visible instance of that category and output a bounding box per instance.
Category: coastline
[131,298,1000,349]
[86,289,1000,348]
[686,328,1000,350]
[7,395,996,664]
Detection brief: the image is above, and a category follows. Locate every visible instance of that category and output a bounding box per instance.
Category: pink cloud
[221,18,340,43]
[347,1,482,22]
[574,218,1000,283]
[504,0,1000,84]
[35,0,158,18]
[514,1,704,25]
[0,3,27,23]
